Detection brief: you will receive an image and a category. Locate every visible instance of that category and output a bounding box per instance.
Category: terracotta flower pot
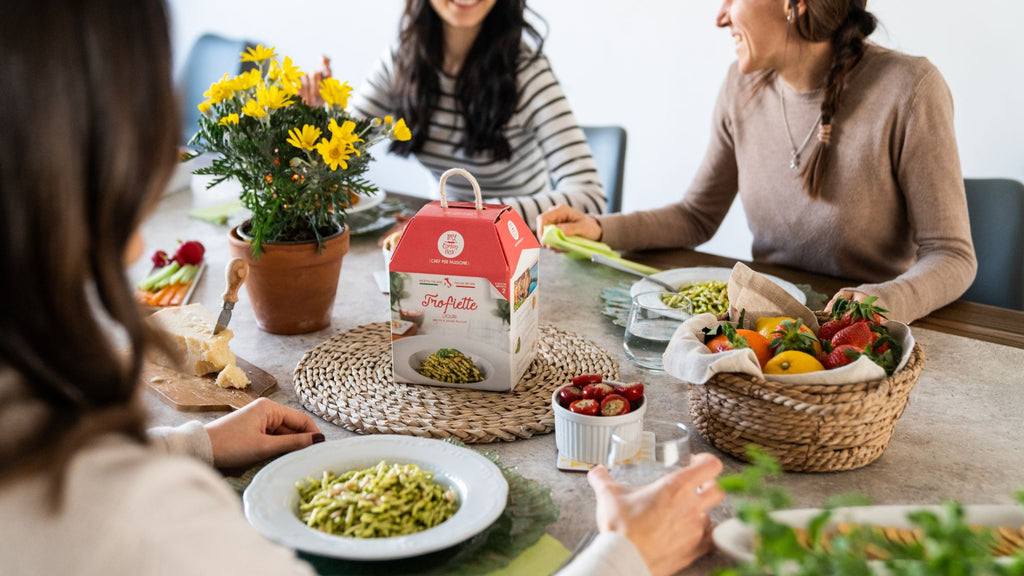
[228,224,350,335]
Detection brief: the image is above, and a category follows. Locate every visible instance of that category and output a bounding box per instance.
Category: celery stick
[137,261,180,291]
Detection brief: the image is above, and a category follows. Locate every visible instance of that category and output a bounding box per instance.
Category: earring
[786,12,793,22]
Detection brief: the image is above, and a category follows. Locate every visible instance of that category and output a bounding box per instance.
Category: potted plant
[187,45,410,334]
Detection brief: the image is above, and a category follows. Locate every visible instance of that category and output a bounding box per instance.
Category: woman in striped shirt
[351,0,606,231]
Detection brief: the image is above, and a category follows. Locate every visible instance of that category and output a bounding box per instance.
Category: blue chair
[179,33,257,146]
[582,125,627,213]
[962,178,1024,310]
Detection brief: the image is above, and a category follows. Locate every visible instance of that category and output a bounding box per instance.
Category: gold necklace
[779,80,822,171]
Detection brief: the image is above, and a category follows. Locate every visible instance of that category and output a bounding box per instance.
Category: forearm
[558,532,652,576]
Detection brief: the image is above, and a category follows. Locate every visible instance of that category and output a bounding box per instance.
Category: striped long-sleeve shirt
[352,46,606,230]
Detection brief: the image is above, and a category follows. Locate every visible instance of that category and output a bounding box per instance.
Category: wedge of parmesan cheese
[147,303,250,389]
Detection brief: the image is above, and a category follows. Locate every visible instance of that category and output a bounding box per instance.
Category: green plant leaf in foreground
[716,446,1024,575]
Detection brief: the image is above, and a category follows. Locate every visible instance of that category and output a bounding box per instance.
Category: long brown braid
[791,0,877,198]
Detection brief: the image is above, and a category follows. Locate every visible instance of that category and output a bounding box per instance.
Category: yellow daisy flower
[241,99,266,119]
[218,113,240,126]
[203,73,234,104]
[270,57,303,88]
[390,118,412,142]
[316,136,352,171]
[327,119,364,154]
[286,124,322,151]
[256,85,293,110]
[384,115,394,127]
[230,69,262,92]
[319,78,353,108]
[240,44,277,63]
[197,100,213,114]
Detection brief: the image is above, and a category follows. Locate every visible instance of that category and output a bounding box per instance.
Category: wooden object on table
[143,356,277,412]
[213,258,248,334]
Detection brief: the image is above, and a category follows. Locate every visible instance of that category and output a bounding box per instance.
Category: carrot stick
[157,283,181,307]
[168,281,191,306]
[149,285,173,307]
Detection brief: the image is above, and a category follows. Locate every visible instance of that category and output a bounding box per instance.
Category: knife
[590,254,676,292]
[213,258,249,335]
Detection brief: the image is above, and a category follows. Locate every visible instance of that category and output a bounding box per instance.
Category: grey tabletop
[135,187,1024,575]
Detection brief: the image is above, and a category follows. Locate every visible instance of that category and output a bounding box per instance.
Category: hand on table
[536,205,602,243]
[205,398,323,469]
[587,453,725,576]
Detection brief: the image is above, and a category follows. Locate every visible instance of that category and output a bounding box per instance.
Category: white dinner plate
[714,504,1024,564]
[344,191,386,214]
[243,436,508,561]
[630,266,806,320]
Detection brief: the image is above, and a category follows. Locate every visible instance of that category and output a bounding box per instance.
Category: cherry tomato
[571,373,603,386]
[613,382,644,402]
[581,382,614,401]
[600,394,631,416]
[569,398,599,416]
[557,385,583,408]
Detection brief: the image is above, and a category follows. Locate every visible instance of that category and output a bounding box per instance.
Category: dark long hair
[790,0,877,198]
[390,0,546,160]
[0,0,178,485]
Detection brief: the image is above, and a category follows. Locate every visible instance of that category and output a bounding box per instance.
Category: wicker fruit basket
[688,314,926,473]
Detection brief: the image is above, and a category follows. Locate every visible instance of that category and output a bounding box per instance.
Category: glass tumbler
[607,420,691,488]
[623,291,691,371]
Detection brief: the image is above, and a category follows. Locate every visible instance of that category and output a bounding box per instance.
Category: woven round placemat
[294,323,619,443]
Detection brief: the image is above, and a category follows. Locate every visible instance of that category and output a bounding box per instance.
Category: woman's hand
[298,55,333,107]
[536,205,602,242]
[587,453,725,576]
[205,398,323,469]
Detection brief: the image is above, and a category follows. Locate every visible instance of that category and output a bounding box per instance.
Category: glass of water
[623,291,691,371]
[607,420,691,487]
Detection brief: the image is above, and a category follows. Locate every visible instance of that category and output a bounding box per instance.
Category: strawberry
[831,295,889,326]
[824,344,864,370]
[817,319,850,342]
[830,321,874,350]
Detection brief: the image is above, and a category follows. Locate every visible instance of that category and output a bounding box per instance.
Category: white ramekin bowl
[552,388,646,465]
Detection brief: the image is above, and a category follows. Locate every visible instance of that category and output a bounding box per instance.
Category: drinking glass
[623,291,691,371]
[606,420,691,488]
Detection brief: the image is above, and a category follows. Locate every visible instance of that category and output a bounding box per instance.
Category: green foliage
[716,447,1024,575]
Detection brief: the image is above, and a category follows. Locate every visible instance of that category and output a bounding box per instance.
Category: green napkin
[540,225,659,276]
[188,200,242,225]
[485,534,569,576]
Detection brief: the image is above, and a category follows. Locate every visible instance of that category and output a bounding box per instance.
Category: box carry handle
[438,168,483,211]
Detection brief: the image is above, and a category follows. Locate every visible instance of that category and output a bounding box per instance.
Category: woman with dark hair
[350,0,607,229]
[0,0,324,572]
[539,0,977,324]
[0,1,722,573]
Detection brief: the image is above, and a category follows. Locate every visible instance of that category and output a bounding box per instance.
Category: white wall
[168,0,1024,260]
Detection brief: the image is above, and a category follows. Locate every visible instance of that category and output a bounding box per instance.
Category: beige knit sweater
[599,45,976,323]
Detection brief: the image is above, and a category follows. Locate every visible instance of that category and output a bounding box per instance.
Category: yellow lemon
[763,350,825,375]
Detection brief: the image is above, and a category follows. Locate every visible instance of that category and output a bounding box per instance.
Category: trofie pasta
[662,280,729,315]
[416,348,484,384]
[296,461,459,538]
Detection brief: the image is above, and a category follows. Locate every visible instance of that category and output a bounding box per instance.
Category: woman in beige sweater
[540,0,977,323]
[0,1,722,574]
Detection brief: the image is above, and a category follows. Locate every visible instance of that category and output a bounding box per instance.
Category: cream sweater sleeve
[147,420,214,465]
[558,532,652,576]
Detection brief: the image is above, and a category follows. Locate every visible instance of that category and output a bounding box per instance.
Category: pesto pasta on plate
[243,436,507,560]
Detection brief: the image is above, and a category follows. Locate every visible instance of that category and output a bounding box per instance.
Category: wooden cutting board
[143,356,277,412]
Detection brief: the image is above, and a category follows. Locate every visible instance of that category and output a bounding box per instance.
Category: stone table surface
[136,188,1024,575]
